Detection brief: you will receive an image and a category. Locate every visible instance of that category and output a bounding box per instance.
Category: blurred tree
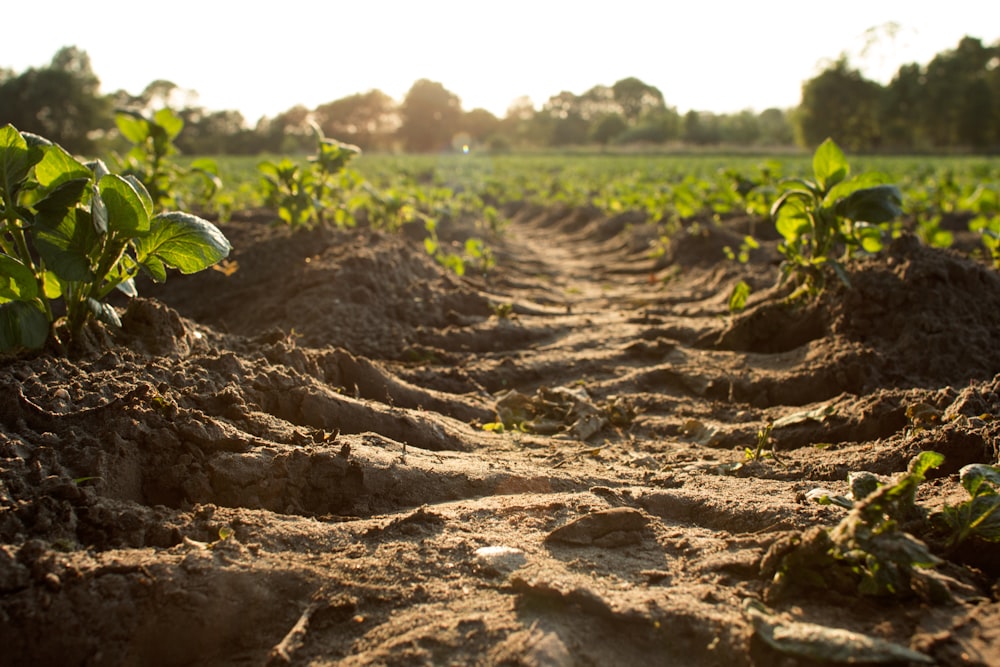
[255,104,313,153]
[797,57,883,151]
[577,85,620,120]
[719,110,761,145]
[539,91,589,146]
[611,77,666,122]
[0,46,111,153]
[499,96,543,147]
[683,110,722,144]
[398,79,462,152]
[590,113,628,145]
[880,63,924,149]
[920,36,997,148]
[757,108,795,145]
[175,108,253,154]
[313,89,398,150]
[460,107,501,143]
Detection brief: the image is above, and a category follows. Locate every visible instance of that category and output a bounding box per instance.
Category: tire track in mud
[5,207,1000,665]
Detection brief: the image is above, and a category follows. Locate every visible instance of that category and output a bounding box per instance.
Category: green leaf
[115,112,150,144]
[98,175,150,235]
[32,207,97,282]
[773,195,811,243]
[34,178,89,217]
[0,254,38,302]
[121,174,154,218]
[34,143,90,189]
[960,464,1000,498]
[728,280,751,313]
[834,185,903,224]
[812,138,849,192]
[153,108,184,140]
[906,451,945,486]
[135,212,231,281]
[0,124,44,200]
[0,299,49,350]
[966,495,1000,541]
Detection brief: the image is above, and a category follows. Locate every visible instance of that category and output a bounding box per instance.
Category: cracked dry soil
[3,203,1000,666]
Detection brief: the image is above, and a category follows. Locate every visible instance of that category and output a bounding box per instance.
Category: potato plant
[115,108,222,209]
[772,139,903,294]
[258,124,361,229]
[0,124,231,352]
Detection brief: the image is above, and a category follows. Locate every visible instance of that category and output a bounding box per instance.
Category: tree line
[1,37,997,156]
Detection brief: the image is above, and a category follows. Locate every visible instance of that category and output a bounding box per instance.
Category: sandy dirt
[2,202,1000,666]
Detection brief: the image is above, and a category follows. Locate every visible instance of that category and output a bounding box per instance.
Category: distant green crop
[115,108,221,209]
[772,138,903,295]
[0,124,231,352]
[258,123,361,229]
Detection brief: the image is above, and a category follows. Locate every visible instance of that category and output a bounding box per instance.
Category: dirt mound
[3,208,1000,666]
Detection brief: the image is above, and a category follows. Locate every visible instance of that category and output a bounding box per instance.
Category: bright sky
[4,1,998,125]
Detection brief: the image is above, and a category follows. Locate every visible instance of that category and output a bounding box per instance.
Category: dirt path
[2,205,1000,665]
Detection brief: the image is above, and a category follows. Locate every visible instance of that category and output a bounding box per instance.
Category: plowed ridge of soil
[3,204,1000,666]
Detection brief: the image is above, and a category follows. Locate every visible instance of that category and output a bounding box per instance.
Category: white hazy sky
[4,1,998,124]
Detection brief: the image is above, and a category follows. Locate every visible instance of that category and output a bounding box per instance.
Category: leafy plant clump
[258,123,361,229]
[772,138,903,295]
[115,108,222,209]
[934,463,1000,548]
[763,451,947,602]
[0,124,231,352]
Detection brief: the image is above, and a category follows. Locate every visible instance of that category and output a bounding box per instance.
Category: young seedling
[771,138,902,295]
[935,463,1000,548]
[258,123,360,229]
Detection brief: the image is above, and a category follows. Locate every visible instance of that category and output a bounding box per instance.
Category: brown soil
[3,203,1000,666]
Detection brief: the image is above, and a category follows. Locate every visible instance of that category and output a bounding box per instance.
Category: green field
[193,152,1000,265]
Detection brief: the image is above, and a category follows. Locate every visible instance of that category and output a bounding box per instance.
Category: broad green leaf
[0,124,44,200]
[34,143,90,189]
[833,185,903,224]
[153,108,184,140]
[812,138,849,191]
[41,270,62,299]
[135,212,231,281]
[98,174,150,234]
[115,112,150,144]
[34,178,89,217]
[824,173,892,207]
[32,208,96,282]
[0,299,49,350]
[773,195,811,243]
[0,254,38,302]
[960,464,1000,498]
[121,174,153,219]
[966,495,1000,541]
